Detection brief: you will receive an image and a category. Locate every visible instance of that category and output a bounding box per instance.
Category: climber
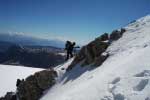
[65,41,76,60]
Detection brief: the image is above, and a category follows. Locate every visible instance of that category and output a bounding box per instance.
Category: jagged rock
[67,33,110,71]
[96,33,109,41]
[0,92,16,100]
[110,28,126,41]
[110,30,121,41]
[67,28,126,71]
[81,40,109,66]
[120,28,126,35]
[17,70,57,100]
[35,70,57,90]
[94,52,109,66]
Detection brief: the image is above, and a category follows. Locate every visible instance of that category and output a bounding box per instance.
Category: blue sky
[0,0,150,44]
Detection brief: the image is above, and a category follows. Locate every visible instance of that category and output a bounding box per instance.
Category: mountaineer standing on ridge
[65,41,76,61]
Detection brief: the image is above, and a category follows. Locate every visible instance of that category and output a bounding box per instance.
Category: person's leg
[66,50,69,60]
[70,50,73,57]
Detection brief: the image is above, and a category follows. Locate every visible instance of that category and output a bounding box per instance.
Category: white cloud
[7,31,25,36]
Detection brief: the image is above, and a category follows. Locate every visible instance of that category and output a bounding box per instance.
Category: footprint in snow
[108,77,121,93]
[101,95,112,100]
[113,93,125,100]
[145,97,150,100]
[106,77,128,100]
[87,76,93,79]
[133,79,149,91]
[111,77,121,84]
[134,70,150,77]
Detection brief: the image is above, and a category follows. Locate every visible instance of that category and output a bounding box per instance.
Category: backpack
[65,41,71,50]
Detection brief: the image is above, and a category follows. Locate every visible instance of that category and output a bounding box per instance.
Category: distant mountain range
[0,41,14,52]
[0,32,66,68]
[0,43,65,68]
[0,32,65,48]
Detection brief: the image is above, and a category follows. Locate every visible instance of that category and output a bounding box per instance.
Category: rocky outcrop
[17,70,57,100]
[0,70,57,100]
[0,92,16,100]
[67,28,126,71]
[67,34,110,71]
[110,28,126,41]
[96,33,109,41]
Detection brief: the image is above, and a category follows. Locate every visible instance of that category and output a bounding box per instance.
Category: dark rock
[67,28,126,71]
[67,36,110,71]
[35,70,57,90]
[96,33,109,41]
[81,40,109,66]
[110,30,121,41]
[120,28,126,35]
[0,97,4,100]
[110,28,126,41]
[61,68,65,70]
[94,53,109,66]
[0,92,16,100]
[17,70,57,100]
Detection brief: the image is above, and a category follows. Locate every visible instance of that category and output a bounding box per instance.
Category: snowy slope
[41,15,150,100]
[0,65,43,97]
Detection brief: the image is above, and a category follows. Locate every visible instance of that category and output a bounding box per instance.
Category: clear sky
[0,0,150,45]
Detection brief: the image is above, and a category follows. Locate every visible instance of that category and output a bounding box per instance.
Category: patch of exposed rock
[67,28,126,71]
[0,70,57,100]
[0,92,16,100]
[110,28,126,41]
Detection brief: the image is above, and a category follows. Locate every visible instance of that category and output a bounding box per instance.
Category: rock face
[67,28,126,71]
[17,70,57,100]
[0,92,16,100]
[67,34,110,71]
[110,28,126,41]
[0,70,57,100]
[97,33,109,41]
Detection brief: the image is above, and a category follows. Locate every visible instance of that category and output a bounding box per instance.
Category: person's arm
[74,46,80,48]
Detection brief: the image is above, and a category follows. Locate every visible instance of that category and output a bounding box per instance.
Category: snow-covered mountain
[0,64,43,97]
[40,15,150,100]
[0,33,65,48]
